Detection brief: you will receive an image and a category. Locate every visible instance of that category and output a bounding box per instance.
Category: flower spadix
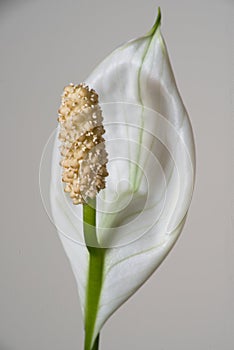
[50,9,195,350]
[58,83,108,205]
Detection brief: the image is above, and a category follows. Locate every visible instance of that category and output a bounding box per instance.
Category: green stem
[83,198,105,350]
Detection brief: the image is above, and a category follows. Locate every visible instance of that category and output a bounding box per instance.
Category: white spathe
[51,15,195,347]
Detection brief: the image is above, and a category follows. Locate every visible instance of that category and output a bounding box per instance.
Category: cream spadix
[58,83,108,205]
[50,8,195,350]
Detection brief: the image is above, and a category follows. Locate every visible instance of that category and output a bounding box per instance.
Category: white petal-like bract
[50,10,195,349]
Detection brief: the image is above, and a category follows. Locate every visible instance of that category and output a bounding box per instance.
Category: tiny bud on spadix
[58,83,108,204]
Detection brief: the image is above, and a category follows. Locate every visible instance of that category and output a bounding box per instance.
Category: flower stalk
[83,199,105,350]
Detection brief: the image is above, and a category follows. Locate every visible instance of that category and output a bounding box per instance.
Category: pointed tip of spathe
[158,6,162,21]
[147,6,162,37]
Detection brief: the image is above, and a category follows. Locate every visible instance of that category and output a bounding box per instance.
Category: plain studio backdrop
[0,0,233,349]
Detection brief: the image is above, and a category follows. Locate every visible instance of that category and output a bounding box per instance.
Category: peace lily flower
[50,8,195,350]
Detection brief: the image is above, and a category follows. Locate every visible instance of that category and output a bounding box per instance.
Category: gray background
[0,0,233,349]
